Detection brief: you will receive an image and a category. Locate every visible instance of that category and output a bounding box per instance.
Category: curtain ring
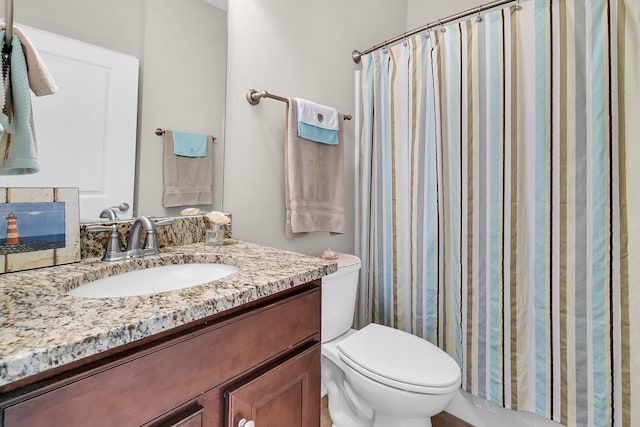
[515,0,522,10]
[439,20,446,33]
[476,6,483,22]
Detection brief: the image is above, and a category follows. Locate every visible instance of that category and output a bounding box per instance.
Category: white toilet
[321,254,461,427]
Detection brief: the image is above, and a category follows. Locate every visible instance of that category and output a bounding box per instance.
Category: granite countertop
[0,239,337,388]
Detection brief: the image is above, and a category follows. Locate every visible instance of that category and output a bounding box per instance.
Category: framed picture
[0,188,80,273]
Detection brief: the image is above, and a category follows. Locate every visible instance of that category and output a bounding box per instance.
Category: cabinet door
[226,345,320,427]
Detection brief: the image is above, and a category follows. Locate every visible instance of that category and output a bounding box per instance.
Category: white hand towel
[294,98,338,130]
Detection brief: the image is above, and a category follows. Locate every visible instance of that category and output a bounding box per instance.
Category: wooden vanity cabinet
[0,282,321,427]
[225,345,320,427]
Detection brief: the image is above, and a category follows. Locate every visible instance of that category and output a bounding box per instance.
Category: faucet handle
[154,218,174,227]
[87,225,123,261]
[144,218,174,250]
[86,225,113,233]
[99,208,118,220]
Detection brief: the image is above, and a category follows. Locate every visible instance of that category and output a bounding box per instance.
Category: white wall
[0,0,143,56]
[136,0,227,218]
[2,0,227,218]
[223,0,407,255]
[407,0,486,29]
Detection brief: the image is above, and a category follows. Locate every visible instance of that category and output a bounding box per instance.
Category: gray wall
[223,0,407,256]
[407,0,488,28]
[2,0,144,56]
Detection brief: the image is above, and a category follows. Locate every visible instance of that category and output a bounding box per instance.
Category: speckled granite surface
[0,239,336,387]
[80,214,231,259]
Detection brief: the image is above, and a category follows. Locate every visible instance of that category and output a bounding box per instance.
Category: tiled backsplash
[79,214,232,259]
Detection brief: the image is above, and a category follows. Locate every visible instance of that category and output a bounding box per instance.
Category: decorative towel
[172,130,208,157]
[1,26,58,96]
[297,121,338,145]
[285,99,345,238]
[162,130,213,207]
[0,30,39,175]
[294,98,339,145]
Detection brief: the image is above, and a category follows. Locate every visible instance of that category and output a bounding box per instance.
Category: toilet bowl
[321,254,461,427]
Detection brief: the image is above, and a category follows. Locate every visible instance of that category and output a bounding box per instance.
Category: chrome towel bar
[155,128,217,142]
[4,0,13,45]
[246,89,352,120]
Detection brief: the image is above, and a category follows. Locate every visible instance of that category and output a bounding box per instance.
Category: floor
[321,396,473,427]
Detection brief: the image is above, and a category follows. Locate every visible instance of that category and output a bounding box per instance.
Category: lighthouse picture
[0,202,66,255]
[5,212,20,244]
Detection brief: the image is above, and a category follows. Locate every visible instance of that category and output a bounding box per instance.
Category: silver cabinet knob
[238,418,255,427]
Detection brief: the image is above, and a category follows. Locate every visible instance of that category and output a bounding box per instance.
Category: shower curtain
[356,0,639,426]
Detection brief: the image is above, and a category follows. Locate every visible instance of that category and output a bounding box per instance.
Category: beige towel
[285,99,345,238]
[162,130,213,207]
[2,26,58,96]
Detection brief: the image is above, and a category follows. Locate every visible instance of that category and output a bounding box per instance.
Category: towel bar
[155,128,217,142]
[4,0,13,45]
[246,89,352,120]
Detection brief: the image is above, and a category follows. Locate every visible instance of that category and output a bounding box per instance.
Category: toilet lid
[336,253,360,268]
[337,323,460,393]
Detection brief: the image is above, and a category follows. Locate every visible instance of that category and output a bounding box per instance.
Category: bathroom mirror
[0,0,228,221]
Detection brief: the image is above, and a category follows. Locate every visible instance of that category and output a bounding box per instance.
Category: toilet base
[322,356,373,427]
[326,407,434,427]
[321,329,459,427]
[322,352,445,427]
[372,412,432,427]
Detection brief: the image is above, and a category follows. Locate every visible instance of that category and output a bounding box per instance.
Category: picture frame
[0,187,80,273]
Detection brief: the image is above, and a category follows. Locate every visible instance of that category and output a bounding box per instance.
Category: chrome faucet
[99,207,119,220]
[87,216,174,262]
[98,203,130,221]
[127,216,174,256]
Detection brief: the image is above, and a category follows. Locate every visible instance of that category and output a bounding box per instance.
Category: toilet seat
[337,323,461,394]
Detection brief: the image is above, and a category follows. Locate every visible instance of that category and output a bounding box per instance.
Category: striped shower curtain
[357,0,639,426]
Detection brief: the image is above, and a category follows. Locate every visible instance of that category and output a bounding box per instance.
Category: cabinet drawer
[153,405,204,427]
[3,287,320,427]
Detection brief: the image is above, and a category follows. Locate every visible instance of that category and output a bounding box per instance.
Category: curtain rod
[352,0,519,63]
[246,89,352,120]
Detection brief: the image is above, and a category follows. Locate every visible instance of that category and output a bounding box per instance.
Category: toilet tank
[321,254,361,343]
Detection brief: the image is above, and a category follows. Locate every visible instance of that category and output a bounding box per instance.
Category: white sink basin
[68,263,239,298]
